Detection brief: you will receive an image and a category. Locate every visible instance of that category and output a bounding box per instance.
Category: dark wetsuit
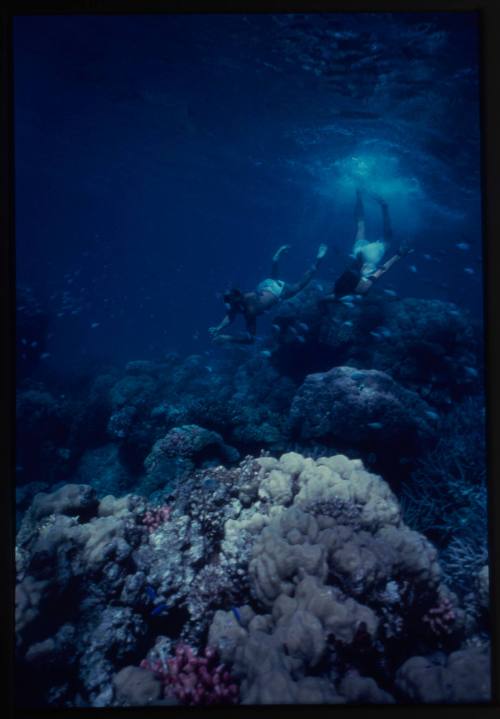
[333,255,363,298]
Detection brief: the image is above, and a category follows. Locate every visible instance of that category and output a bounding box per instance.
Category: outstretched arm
[356,246,413,294]
[370,253,400,280]
[281,244,328,300]
[209,313,233,337]
[212,312,255,345]
[370,243,413,280]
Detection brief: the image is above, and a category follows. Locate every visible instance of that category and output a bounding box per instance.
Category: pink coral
[141,643,239,705]
[422,595,456,637]
[141,505,171,532]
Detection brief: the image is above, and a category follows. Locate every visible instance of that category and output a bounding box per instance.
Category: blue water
[14,13,490,709]
[15,12,483,374]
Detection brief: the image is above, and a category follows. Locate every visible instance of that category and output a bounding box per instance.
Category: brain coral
[209,452,457,704]
[289,367,435,448]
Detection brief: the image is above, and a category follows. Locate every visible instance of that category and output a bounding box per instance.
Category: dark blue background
[14,12,483,372]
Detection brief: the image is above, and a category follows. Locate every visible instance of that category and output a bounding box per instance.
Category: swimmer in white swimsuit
[320,189,413,305]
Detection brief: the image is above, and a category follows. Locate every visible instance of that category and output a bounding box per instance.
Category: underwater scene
[14,11,490,707]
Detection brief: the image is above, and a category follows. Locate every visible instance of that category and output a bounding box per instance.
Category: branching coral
[399,396,488,597]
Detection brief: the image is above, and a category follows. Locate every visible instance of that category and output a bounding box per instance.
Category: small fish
[370,331,382,339]
[367,422,383,429]
[31,341,38,348]
[409,265,418,273]
[205,365,213,373]
[297,322,309,332]
[342,301,355,309]
[464,267,475,275]
[231,607,243,626]
[260,350,272,357]
[91,322,100,328]
[150,603,168,617]
[449,309,461,317]
[296,335,306,343]
[145,585,157,601]
[340,294,356,303]
[40,353,51,360]
[423,254,433,260]
[456,242,470,250]
[342,320,353,327]
[425,410,440,421]
[351,371,365,381]
[21,338,27,345]
[383,289,398,297]
[271,324,281,332]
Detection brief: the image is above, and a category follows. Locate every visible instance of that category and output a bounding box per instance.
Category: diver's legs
[381,202,393,246]
[370,193,393,246]
[354,189,366,243]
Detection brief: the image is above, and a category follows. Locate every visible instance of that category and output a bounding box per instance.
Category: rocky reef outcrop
[15,453,490,707]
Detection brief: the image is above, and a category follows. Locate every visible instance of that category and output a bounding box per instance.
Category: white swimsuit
[353,239,387,277]
[256,278,286,298]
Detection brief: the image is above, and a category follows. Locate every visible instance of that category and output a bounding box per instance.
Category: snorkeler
[209,243,328,344]
[320,189,413,304]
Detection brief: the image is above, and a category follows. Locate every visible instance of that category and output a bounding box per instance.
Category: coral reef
[141,424,239,497]
[16,387,73,486]
[399,396,488,608]
[395,644,490,703]
[274,290,482,405]
[15,451,488,707]
[208,453,469,704]
[289,366,435,452]
[14,285,489,708]
[73,444,133,497]
[140,643,239,705]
